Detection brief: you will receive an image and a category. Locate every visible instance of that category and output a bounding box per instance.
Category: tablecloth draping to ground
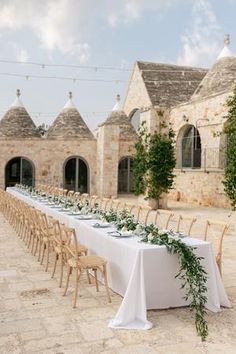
[7,187,231,330]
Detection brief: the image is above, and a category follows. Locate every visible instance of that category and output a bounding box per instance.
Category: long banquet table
[7,187,231,330]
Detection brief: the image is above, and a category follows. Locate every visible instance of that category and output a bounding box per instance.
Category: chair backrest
[73,192,81,201]
[100,198,110,211]
[80,193,89,204]
[110,199,121,212]
[176,215,197,236]
[123,202,133,212]
[64,227,79,262]
[89,195,99,207]
[67,190,75,198]
[154,209,174,229]
[130,205,141,222]
[138,206,152,225]
[204,219,230,275]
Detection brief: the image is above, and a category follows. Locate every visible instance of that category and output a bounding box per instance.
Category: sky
[0,0,236,130]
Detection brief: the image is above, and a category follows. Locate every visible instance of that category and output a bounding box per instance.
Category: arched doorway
[64,156,89,192]
[181,125,201,168]
[118,157,134,193]
[5,157,34,188]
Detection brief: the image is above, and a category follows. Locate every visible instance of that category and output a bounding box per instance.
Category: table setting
[7,185,231,341]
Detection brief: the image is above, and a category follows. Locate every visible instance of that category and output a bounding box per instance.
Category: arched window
[129,109,140,131]
[182,125,201,168]
[64,156,89,192]
[118,157,134,193]
[5,157,35,188]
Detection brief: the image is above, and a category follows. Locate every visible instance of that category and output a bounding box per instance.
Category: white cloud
[16,48,29,62]
[0,0,92,62]
[106,0,176,28]
[177,0,222,67]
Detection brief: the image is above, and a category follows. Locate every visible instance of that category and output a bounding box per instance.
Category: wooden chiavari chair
[204,220,230,276]
[63,228,111,308]
[176,215,197,236]
[51,222,88,287]
[154,209,174,229]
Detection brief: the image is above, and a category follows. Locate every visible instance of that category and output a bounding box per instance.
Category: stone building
[123,35,236,208]
[0,91,137,199]
[0,35,235,207]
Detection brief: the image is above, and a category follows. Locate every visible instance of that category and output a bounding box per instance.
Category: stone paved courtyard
[0,201,236,354]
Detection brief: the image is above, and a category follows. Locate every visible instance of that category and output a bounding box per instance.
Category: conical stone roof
[192,35,236,101]
[46,92,94,139]
[0,90,41,138]
[100,95,137,140]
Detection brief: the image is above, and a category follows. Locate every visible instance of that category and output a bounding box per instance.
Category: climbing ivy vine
[133,121,176,201]
[223,87,236,209]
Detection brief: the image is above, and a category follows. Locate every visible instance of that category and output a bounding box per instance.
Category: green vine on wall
[133,121,176,201]
[223,87,236,209]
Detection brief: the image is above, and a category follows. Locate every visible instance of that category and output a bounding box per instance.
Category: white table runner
[7,187,231,330]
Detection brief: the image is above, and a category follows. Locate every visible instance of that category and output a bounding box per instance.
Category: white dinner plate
[76,215,93,220]
[109,231,133,238]
[92,222,110,228]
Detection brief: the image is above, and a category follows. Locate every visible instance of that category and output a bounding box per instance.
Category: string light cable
[0,71,217,84]
[0,58,209,73]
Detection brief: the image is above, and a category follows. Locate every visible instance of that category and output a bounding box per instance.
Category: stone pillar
[96,124,120,198]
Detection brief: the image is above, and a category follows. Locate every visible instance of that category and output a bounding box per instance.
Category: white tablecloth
[7,188,231,330]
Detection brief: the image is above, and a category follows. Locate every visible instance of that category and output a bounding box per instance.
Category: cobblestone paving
[0,203,235,354]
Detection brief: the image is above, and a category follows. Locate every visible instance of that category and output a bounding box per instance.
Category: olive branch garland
[141,229,208,341]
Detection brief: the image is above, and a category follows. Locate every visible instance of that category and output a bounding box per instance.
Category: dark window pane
[64,157,88,192]
[5,157,34,188]
[118,157,134,193]
[65,158,76,190]
[181,126,201,168]
[21,158,33,186]
[79,159,88,193]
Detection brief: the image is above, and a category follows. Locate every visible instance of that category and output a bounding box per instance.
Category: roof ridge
[136,60,208,71]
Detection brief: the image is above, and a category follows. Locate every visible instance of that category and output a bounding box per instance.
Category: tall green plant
[134,121,176,200]
[223,87,236,209]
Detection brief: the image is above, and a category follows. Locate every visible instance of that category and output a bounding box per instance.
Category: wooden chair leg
[27,231,32,248]
[33,238,39,256]
[63,266,72,296]
[73,268,81,308]
[31,234,35,254]
[86,270,91,284]
[45,244,50,272]
[40,245,46,265]
[59,254,65,288]
[94,268,99,292]
[38,241,42,261]
[103,265,111,303]
[51,254,58,278]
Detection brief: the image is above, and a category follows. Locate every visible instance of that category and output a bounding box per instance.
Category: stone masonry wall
[0,138,97,194]
[124,62,152,117]
[169,169,230,208]
[168,92,232,208]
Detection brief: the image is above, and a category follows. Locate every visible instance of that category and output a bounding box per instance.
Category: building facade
[0,36,235,207]
[123,36,236,208]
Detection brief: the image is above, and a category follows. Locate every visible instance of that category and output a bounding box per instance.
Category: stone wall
[124,62,152,117]
[169,169,230,208]
[0,138,97,194]
[96,124,120,198]
[167,92,232,208]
